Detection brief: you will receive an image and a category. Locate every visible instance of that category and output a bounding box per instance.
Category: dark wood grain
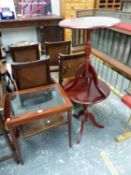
[11,59,51,90]
[0,16,63,29]
[9,43,40,62]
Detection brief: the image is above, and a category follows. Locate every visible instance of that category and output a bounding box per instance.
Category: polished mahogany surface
[59,16,120,143]
[59,16,120,102]
[66,78,110,105]
[0,15,63,29]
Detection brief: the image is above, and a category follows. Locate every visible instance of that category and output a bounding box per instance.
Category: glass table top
[10,85,66,116]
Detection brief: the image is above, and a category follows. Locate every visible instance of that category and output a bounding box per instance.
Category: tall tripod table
[59,16,120,143]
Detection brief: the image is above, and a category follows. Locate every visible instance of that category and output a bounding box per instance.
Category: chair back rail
[11,59,51,90]
[45,41,71,68]
[59,53,85,86]
[9,43,40,62]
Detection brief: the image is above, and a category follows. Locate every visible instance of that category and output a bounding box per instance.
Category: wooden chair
[9,43,40,62]
[10,59,64,143]
[45,40,71,73]
[11,59,51,90]
[59,52,85,86]
[9,60,71,163]
[59,52,110,143]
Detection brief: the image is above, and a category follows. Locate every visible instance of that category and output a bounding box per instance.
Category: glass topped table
[5,84,72,164]
[11,85,66,116]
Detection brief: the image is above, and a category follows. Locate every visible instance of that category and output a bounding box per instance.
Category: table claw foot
[88,112,104,128]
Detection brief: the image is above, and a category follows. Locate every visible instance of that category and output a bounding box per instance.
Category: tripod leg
[88,112,104,128]
[77,111,88,144]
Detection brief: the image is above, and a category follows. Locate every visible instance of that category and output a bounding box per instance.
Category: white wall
[51,0,60,16]
[1,27,37,50]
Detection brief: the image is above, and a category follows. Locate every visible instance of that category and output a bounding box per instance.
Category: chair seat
[65,78,110,105]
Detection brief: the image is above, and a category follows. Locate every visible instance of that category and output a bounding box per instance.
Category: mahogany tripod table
[59,16,120,143]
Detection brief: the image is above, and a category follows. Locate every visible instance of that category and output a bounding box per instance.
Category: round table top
[59,16,120,30]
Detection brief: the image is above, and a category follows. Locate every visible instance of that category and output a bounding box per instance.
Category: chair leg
[0,117,19,164]
[9,127,24,164]
[2,130,19,164]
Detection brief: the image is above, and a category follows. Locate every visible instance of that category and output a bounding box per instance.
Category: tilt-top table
[59,16,120,143]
